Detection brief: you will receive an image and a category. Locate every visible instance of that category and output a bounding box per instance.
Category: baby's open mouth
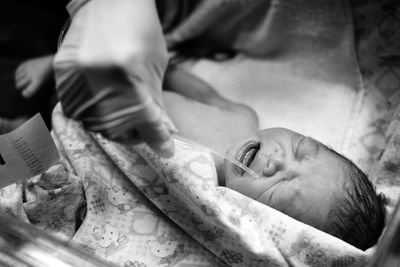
[235,141,260,175]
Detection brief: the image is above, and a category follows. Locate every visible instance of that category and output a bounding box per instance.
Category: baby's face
[223,128,347,231]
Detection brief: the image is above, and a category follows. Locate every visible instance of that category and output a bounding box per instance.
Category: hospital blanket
[0,164,84,240]
[40,103,367,267]
[0,0,398,265]
[370,101,400,218]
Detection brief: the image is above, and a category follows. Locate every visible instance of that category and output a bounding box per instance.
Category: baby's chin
[220,144,250,187]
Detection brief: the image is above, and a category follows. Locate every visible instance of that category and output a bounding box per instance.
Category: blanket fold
[0,164,85,240]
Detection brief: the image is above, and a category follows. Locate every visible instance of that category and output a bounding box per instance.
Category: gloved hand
[54,0,176,157]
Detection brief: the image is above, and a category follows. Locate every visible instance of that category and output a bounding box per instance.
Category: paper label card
[0,114,59,188]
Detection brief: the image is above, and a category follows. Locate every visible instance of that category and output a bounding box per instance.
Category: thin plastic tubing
[173,135,260,179]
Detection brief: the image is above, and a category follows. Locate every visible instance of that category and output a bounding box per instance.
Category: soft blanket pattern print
[0,0,399,266]
[46,104,367,266]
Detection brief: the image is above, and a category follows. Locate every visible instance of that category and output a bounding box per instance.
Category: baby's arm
[162,66,259,153]
[163,66,259,128]
[164,67,248,111]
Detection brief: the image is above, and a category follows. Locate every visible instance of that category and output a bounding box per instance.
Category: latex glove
[54,0,176,157]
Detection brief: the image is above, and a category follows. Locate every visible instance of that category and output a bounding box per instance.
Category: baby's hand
[14,55,54,98]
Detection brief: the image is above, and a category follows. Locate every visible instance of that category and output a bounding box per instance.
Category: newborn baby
[163,67,386,251]
[15,56,385,250]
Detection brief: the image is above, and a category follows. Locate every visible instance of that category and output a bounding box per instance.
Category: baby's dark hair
[325,147,387,250]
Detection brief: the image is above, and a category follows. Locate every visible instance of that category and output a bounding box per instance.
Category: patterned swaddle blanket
[48,103,368,267]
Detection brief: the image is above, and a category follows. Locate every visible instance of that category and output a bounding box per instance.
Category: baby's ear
[376,192,389,223]
[377,192,389,206]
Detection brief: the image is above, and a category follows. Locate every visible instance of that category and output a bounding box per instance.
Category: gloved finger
[113,129,142,146]
[137,116,176,158]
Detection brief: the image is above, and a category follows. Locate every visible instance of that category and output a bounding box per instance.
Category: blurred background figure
[0,0,69,133]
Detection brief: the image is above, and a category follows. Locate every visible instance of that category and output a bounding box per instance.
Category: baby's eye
[294,137,318,160]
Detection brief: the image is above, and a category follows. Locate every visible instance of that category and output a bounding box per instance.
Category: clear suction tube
[173,135,260,179]
[0,211,115,267]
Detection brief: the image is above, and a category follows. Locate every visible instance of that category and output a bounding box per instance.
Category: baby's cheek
[268,185,299,213]
[225,179,262,201]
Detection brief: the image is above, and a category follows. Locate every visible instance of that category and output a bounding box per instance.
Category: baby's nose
[263,157,285,177]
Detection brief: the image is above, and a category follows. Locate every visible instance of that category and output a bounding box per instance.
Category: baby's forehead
[317,141,350,166]
[306,141,350,182]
